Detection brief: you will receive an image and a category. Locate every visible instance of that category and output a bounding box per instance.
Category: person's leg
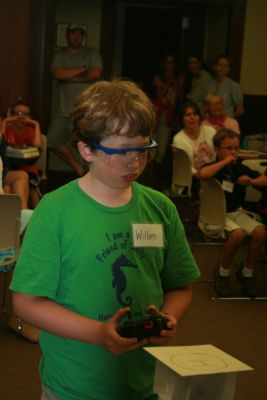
[29,187,40,208]
[214,212,246,297]
[51,144,84,177]
[47,116,84,176]
[221,228,246,271]
[233,210,267,297]
[4,170,29,209]
[214,228,246,297]
[245,225,267,269]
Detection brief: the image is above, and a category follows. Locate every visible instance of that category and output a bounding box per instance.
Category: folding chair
[171,147,192,197]
[170,147,200,236]
[0,198,38,342]
[0,194,21,312]
[242,158,266,202]
[191,179,226,284]
[198,179,226,242]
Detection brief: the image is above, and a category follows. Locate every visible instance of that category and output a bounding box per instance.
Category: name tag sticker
[132,224,164,248]
[222,180,234,193]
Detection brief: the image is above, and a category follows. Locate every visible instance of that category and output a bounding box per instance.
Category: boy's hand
[223,155,236,166]
[96,308,147,354]
[238,175,252,186]
[146,305,177,345]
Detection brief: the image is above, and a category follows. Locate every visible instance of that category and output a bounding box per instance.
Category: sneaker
[214,270,231,297]
[236,265,257,298]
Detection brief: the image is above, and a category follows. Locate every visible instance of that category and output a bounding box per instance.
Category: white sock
[242,265,253,278]
[219,265,230,277]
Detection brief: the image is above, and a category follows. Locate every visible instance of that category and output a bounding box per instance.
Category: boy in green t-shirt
[10,79,200,400]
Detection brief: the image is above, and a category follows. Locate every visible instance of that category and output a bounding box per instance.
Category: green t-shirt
[10,180,200,400]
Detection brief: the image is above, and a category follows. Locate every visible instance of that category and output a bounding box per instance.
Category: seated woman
[203,93,240,134]
[2,100,42,208]
[172,101,216,195]
[0,124,29,209]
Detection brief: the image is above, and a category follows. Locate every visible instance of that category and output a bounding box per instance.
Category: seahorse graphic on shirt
[112,254,137,306]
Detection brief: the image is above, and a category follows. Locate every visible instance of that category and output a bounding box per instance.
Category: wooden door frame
[28,0,57,132]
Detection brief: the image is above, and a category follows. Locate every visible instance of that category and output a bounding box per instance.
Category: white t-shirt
[172,124,216,174]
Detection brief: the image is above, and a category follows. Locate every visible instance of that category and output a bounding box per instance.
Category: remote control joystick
[118,313,169,340]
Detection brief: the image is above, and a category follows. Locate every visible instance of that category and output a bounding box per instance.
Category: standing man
[48,23,103,176]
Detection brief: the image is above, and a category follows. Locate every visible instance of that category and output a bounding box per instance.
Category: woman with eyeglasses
[2,100,42,207]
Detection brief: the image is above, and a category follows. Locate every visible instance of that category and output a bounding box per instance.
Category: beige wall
[240,0,267,95]
[56,0,102,48]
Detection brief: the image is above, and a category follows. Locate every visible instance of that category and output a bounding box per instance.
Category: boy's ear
[77,141,94,161]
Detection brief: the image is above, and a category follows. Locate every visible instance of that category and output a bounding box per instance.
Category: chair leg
[2,272,8,313]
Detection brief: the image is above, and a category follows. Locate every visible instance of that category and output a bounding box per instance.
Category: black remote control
[118,314,169,339]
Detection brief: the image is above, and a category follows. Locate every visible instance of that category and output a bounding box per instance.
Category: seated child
[10,79,200,400]
[199,129,267,298]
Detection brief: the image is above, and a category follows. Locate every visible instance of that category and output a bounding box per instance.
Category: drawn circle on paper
[170,353,228,371]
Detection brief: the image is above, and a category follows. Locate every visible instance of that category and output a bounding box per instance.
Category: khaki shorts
[225,208,263,234]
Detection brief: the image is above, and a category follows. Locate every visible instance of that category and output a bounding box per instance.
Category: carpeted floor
[0,171,267,400]
[1,259,267,400]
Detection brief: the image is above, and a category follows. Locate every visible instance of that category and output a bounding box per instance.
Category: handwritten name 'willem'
[132,224,163,247]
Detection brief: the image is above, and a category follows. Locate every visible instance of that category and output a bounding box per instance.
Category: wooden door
[121,3,207,92]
